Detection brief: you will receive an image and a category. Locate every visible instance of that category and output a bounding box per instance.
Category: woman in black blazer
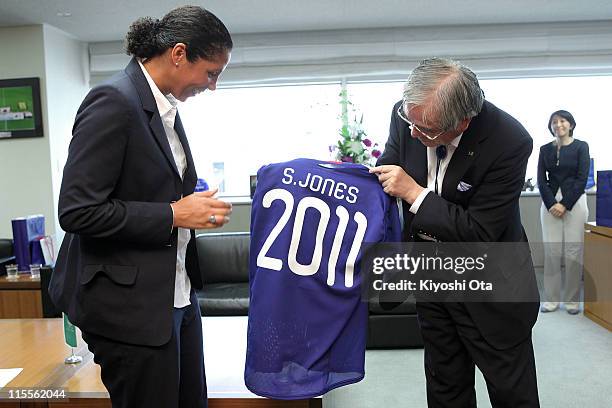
[538,110,589,314]
[50,6,233,407]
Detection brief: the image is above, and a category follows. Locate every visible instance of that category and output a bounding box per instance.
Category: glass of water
[5,264,18,280]
[29,264,42,279]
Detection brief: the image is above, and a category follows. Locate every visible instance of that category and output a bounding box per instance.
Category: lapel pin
[467,151,474,156]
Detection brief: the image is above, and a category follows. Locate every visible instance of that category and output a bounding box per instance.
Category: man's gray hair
[403,58,484,131]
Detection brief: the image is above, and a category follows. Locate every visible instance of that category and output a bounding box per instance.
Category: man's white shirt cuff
[409,188,432,214]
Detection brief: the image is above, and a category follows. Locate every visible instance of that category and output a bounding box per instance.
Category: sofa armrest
[0,238,13,258]
[0,256,16,275]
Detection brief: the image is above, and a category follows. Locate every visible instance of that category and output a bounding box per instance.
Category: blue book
[11,215,45,271]
[11,218,29,271]
[245,158,401,399]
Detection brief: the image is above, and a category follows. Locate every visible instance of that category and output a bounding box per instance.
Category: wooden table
[584,223,612,331]
[0,318,322,407]
[0,275,42,318]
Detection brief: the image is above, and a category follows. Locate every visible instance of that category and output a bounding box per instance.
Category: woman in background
[538,110,589,314]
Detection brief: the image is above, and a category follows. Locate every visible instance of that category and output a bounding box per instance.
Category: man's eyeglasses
[396,103,445,141]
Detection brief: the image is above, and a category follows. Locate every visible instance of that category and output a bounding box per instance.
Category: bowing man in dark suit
[371,58,540,408]
[49,6,233,408]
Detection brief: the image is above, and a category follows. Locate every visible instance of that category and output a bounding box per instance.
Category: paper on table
[0,368,23,388]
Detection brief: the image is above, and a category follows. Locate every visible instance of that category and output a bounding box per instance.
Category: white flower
[348,141,364,154]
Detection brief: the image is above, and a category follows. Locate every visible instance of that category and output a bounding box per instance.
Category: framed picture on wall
[0,77,43,140]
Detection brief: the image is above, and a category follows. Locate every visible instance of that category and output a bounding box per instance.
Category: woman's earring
[175,62,179,67]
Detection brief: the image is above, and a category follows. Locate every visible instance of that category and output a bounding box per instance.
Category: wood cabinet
[584,223,612,331]
[0,275,42,318]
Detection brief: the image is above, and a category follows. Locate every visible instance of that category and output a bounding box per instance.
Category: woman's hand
[170,189,232,229]
[549,203,566,218]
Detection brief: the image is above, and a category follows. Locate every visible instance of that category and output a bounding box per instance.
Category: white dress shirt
[138,60,192,308]
[409,134,463,214]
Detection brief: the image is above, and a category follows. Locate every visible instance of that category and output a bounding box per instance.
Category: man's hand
[170,189,232,229]
[369,165,425,203]
[549,203,566,218]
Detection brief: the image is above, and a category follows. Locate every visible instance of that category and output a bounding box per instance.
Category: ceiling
[1,0,612,42]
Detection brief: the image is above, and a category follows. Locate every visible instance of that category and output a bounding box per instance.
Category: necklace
[555,137,573,166]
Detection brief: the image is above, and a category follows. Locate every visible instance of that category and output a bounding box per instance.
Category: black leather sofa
[196,232,250,316]
[195,232,422,348]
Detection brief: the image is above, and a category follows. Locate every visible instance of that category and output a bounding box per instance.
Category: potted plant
[330,82,380,165]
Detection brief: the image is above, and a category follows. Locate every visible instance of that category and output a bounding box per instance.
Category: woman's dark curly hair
[125,5,232,62]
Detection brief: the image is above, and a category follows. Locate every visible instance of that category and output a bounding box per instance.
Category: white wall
[42,25,89,242]
[0,26,54,239]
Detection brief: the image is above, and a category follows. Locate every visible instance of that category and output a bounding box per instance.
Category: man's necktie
[435,145,448,195]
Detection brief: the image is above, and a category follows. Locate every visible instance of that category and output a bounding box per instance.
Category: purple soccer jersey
[245,158,401,399]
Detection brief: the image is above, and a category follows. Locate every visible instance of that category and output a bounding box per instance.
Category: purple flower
[341,156,354,163]
[371,149,381,158]
[363,138,372,147]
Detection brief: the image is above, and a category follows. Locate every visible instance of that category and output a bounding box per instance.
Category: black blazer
[378,100,539,349]
[49,58,201,347]
[537,139,589,211]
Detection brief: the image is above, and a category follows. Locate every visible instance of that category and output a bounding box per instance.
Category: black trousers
[82,290,206,408]
[416,302,540,408]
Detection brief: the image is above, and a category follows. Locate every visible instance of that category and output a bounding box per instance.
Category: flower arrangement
[329,83,381,165]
